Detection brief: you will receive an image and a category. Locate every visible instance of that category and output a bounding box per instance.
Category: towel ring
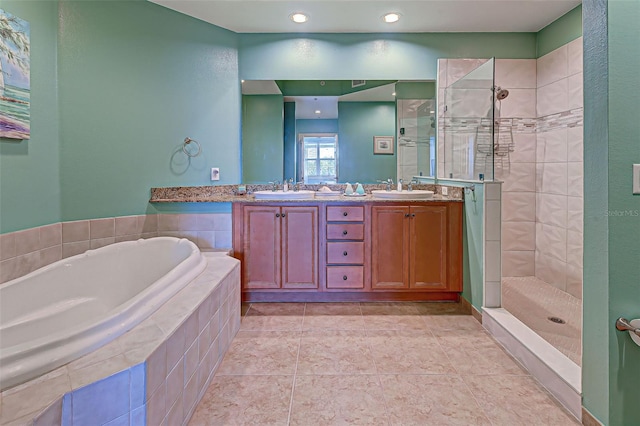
[183,137,202,158]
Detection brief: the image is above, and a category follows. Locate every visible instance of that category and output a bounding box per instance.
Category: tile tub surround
[0,253,241,426]
[189,302,579,425]
[0,213,233,284]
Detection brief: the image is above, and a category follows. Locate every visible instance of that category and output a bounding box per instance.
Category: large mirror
[241,80,436,184]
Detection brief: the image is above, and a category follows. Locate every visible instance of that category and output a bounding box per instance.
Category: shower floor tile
[502,276,582,366]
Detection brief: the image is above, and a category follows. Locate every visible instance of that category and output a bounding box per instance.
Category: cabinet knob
[275,213,280,218]
[343,212,348,216]
[343,275,348,280]
[343,251,348,256]
[411,213,416,217]
[343,230,348,235]
[282,213,286,218]
[405,213,410,218]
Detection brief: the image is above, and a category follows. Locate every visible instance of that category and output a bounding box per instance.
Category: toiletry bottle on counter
[345,183,354,195]
[397,179,403,192]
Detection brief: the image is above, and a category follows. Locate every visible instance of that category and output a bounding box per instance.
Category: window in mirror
[299,133,338,184]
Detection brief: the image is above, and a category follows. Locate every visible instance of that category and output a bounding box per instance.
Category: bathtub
[0,237,207,392]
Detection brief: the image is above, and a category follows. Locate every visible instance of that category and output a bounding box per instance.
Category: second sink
[371,190,434,199]
[254,190,316,200]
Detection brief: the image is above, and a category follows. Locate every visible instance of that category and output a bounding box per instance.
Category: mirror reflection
[241,80,436,184]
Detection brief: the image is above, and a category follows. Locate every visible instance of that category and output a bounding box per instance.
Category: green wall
[296,119,338,134]
[462,184,484,311]
[0,1,61,233]
[395,81,436,100]
[338,102,395,183]
[57,0,240,221]
[239,33,537,81]
[283,102,296,181]
[241,95,284,183]
[583,0,640,424]
[536,5,583,58]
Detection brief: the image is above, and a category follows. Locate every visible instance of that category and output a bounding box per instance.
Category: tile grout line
[427,315,497,426]
[361,302,394,426]
[285,302,306,426]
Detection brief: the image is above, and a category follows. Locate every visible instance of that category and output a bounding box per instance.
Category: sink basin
[254,190,316,200]
[371,190,434,199]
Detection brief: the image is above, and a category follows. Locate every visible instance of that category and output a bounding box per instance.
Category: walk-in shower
[437,55,584,418]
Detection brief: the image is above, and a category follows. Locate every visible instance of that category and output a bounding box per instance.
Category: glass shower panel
[397,99,436,180]
[441,59,495,181]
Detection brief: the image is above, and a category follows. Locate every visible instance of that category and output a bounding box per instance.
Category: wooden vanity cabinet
[235,205,318,290]
[371,203,462,292]
[325,205,368,290]
[233,201,461,301]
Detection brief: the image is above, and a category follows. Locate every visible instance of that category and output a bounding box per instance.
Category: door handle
[343,230,348,235]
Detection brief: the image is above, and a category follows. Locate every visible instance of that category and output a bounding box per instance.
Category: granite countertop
[150,184,464,203]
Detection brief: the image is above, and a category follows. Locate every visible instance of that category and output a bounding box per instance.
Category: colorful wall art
[0,9,30,139]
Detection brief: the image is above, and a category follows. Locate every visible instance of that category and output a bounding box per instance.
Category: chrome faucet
[268,180,280,192]
[407,179,419,192]
[377,178,393,191]
[293,181,304,192]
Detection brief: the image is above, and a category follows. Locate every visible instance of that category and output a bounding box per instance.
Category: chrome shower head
[494,86,509,100]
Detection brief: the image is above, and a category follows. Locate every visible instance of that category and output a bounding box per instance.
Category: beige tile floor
[502,277,582,366]
[189,302,579,425]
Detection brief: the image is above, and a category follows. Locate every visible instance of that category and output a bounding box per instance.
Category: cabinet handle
[343,275,348,280]
[275,213,280,218]
[405,213,410,218]
[281,213,286,218]
[411,213,416,217]
[343,230,348,235]
[343,251,348,256]
[343,212,348,216]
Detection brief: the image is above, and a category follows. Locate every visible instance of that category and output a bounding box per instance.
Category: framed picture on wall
[0,9,30,140]
[373,136,394,155]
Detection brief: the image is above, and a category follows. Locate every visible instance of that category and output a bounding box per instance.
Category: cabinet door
[243,206,281,289]
[371,205,410,289]
[410,205,447,290]
[281,206,319,289]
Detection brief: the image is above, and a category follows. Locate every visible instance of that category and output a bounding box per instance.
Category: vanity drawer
[326,266,364,289]
[326,206,364,222]
[327,242,364,264]
[326,223,364,241]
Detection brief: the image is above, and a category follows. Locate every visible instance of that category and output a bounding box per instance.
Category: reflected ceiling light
[290,13,309,23]
[383,13,400,23]
[392,92,396,96]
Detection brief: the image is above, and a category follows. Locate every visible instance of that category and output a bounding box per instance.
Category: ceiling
[224,1,580,119]
[149,0,581,34]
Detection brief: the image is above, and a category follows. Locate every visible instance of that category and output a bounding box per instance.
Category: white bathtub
[0,237,206,391]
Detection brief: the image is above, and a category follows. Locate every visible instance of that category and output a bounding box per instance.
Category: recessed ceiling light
[290,13,308,23]
[383,13,400,23]
[315,110,321,114]
[392,92,396,96]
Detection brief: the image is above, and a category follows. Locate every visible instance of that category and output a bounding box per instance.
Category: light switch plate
[634,164,640,194]
[211,167,220,181]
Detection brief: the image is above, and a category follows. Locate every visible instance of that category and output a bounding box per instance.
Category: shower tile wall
[499,38,583,300]
[495,59,538,278]
[535,38,583,299]
[0,213,233,285]
[437,42,583,300]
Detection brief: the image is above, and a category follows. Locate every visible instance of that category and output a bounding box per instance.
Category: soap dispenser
[397,179,403,192]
